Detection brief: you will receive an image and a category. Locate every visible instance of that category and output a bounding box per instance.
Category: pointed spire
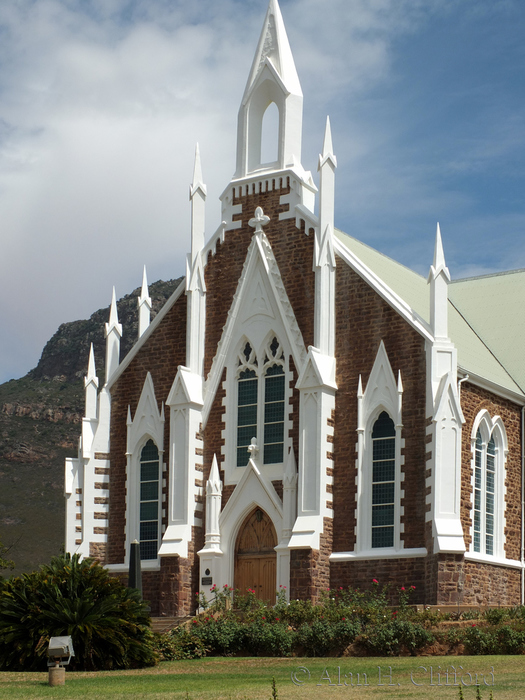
[397,370,403,394]
[138,266,152,339]
[105,287,122,383]
[190,143,207,200]
[189,143,206,269]
[86,343,97,385]
[107,287,120,330]
[84,343,99,420]
[127,405,132,426]
[243,0,301,102]
[357,375,363,399]
[318,116,337,171]
[207,454,222,496]
[235,0,303,178]
[204,455,222,551]
[430,223,451,281]
[314,116,336,355]
[428,223,451,340]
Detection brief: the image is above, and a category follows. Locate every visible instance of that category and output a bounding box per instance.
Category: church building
[65,0,525,616]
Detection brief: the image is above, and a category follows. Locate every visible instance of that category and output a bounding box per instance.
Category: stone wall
[332,263,428,555]
[460,382,522,562]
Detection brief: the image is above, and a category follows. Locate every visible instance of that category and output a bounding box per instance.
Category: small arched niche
[260,101,279,165]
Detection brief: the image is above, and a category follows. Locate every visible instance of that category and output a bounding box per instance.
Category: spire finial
[140,266,149,300]
[108,286,119,327]
[428,222,451,282]
[249,207,270,234]
[86,343,97,383]
[190,143,207,200]
[138,266,152,338]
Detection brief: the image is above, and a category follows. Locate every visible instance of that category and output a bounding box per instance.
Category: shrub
[463,626,498,655]
[358,620,433,656]
[244,620,292,657]
[154,628,207,660]
[192,617,245,656]
[0,553,155,671]
[496,625,525,654]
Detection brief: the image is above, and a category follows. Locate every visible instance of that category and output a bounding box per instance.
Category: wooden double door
[234,508,277,604]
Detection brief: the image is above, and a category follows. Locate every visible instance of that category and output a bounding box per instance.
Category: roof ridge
[451,268,525,284]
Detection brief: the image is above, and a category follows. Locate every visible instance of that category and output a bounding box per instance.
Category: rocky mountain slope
[0,278,181,576]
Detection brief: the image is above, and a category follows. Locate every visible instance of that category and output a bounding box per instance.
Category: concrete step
[150,616,191,634]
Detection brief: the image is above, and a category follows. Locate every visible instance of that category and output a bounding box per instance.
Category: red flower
[411,585,416,590]
[372,579,378,584]
[401,587,405,591]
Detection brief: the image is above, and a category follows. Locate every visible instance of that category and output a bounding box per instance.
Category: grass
[1,657,524,699]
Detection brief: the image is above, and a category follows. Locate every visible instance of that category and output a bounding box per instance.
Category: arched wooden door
[234,508,277,603]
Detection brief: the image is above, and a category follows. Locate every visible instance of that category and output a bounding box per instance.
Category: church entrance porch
[234,507,277,603]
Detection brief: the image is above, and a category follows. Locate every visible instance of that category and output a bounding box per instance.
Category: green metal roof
[335,229,524,398]
[450,270,525,394]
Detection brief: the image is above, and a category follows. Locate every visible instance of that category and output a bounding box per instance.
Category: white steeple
[105,287,122,383]
[314,117,336,357]
[234,0,303,179]
[137,266,152,338]
[84,343,99,420]
[186,144,207,375]
[428,223,451,341]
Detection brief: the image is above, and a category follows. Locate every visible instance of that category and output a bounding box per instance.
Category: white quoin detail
[186,143,207,376]
[235,0,303,178]
[204,455,223,552]
[84,343,99,420]
[138,266,152,338]
[314,116,337,356]
[105,287,122,384]
[428,223,451,341]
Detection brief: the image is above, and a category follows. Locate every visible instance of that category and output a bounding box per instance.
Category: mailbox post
[47,636,75,686]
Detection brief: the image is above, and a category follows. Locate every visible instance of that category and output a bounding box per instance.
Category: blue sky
[0,0,524,384]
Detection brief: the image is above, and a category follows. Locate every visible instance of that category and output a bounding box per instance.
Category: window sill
[105,560,161,573]
[464,551,522,569]
[330,547,427,562]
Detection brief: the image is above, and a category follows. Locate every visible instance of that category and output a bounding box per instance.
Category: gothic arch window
[139,439,160,560]
[236,336,286,467]
[355,342,404,555]
[371,411,396,549]
[470,412,507,558]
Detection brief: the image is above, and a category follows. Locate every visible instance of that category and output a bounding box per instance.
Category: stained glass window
[139,439,159,560]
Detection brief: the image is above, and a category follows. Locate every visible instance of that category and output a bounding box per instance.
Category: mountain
[0,278,182,577]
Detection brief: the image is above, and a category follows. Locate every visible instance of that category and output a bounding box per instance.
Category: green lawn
[1,657,524,699]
